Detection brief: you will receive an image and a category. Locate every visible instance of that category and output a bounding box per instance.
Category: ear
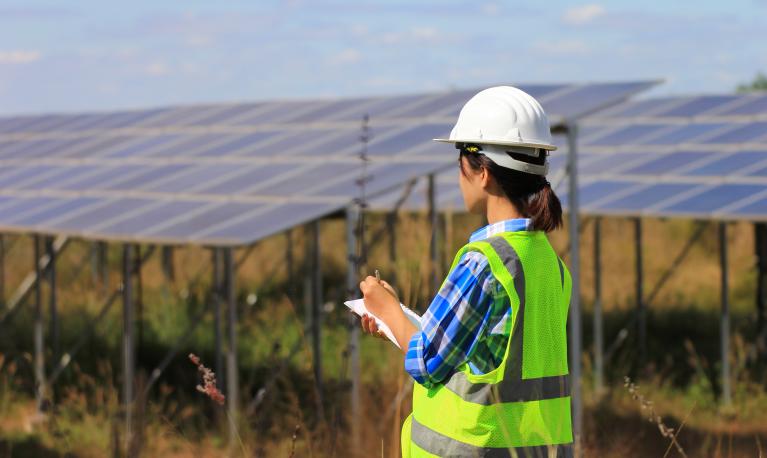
[479,166,492,189]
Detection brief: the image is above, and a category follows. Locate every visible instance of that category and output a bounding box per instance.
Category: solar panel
[200,202,340,244]
[140,202,264,240]
[659,184,766,214]
[58,165,148,191]
[52,198,152,231]
[621,151,716,175]
[97,200,204,235]
[103,164,195,191]
[0,80,659,245]
[101,134,182,158]
[367,123,452,156]
[686,151,767,176]
[652,95,740,117]
[537,82,658,119]
[726,194,767,218]
[10,197,102,226]
[194,164,295,195]
[586,124,668,146]
[639,123,728,145]
[717,94,767,116]
[590,97,682,119]
[596,183,699,212]
[705,122,767,144]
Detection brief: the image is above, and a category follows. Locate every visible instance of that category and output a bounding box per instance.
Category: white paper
[344,298,421,349]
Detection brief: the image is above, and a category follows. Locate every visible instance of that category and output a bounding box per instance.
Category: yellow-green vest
[402,231,573,458]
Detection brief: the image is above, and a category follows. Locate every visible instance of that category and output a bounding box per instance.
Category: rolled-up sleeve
[404,251,496,388]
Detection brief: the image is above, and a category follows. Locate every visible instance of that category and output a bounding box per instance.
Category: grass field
[1,212,766,457]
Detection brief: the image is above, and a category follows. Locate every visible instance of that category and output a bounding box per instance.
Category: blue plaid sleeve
[404,250,498,388]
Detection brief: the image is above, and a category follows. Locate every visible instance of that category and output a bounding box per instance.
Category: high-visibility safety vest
[402,231,573,458]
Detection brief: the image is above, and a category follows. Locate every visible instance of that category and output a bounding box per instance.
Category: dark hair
[459,145,563,232]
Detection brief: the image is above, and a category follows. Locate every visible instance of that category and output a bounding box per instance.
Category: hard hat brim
[433,138,557,151]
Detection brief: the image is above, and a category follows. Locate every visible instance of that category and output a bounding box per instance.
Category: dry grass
[0,214,766,456]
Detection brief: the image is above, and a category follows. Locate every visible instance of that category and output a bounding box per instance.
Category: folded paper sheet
[344,299,421,349]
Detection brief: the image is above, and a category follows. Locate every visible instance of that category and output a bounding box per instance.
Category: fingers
[359,275,377,294]
[360,315,385,339]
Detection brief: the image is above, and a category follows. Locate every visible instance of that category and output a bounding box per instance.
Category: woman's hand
[359,275,417,352]
[360,314,387,340]
[359,276,400,321]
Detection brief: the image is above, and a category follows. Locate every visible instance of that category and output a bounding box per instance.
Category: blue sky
[1,0,766,115]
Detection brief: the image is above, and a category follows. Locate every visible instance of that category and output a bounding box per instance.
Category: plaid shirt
[404,218,533,388]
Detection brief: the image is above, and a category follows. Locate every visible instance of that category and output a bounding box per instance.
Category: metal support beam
[755,223,767,353]
[99,241,108,294]
[565,123,583,453]
[346,205,361,451]
[635,218,646,369]
[33,235,46,414]
[46,237,59,374]
[719,222,731,405]
[386,211,398,288]
[161,246,175,281]
[0,235,5,309]
[593,218,604,394]
[0,236,69,326]
[286,230,296,305]
[224,247,239,448]
[311,220,324,417]
[212,248,224,391]
[122,244,135,451]
[427,173,439,293]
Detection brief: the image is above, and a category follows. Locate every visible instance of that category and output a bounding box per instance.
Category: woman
[359,86,573,458]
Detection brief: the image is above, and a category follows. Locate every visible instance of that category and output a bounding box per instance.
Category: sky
[1,0,766,115]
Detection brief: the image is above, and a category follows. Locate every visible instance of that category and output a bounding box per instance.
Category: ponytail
[459,147,564,233]
[525,181,563,232]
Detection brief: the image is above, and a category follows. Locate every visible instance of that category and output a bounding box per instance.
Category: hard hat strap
[461,143,549,176]
[480,149,549,175]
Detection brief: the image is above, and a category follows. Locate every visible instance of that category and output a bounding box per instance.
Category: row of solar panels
[0,82,654,136]
[376,91,767,222]
[373,154,767,222]
[0,81,657,246]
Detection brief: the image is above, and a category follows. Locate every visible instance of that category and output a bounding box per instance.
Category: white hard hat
[434,86,556,176]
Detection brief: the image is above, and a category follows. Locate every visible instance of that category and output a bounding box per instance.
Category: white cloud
[481,3,500,15]
[329,48,361,64]
[0,50,41,64]
[563,4,605,25]
[145,61,170,76]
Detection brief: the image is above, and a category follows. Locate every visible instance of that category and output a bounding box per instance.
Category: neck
[485,194,523,224]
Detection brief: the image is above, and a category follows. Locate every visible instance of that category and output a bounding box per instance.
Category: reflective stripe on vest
[404,233,573,457]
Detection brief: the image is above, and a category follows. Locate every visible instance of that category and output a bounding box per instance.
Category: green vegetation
[1,215,766,456]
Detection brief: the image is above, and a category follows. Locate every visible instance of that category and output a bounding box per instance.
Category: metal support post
[286,230,295,305]
[212,248,224,390]
[565,123,583,454]
[427,174,439,293]
[346,205,361,451]
[635,218,646,368]
[719,222,731,405]
[46,237,59,373]
[33,235,46,413]
[224,247,239,448]
[99,241,108,293]
[0,235,5,309]
[161,246,175,281]
[122,244,135,450]
[593,218,604,394]
[311,220,324,415]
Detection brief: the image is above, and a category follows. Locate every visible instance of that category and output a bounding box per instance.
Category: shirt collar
[469,218,533,243]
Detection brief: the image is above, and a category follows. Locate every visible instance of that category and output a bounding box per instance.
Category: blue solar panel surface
[0,81,657,245]
[371,90,767,222]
